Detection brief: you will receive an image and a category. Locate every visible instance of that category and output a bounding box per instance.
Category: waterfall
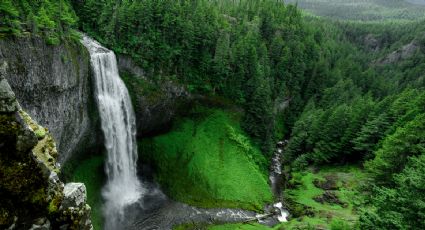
[81,35,143,229]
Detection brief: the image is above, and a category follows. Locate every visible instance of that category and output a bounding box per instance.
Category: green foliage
[285,166,367,229]
[351,113,390,159]
[0,0,21,35]
[68,2,425,229]
[34,128,46,140]
[277,17,425,230]
[140,108,272,210]
[242,65,275,156]
[286,0,425,22]
[286,95,375,166]
[283,15,425,169]
[330,219,351,230]
[5,0,422,228]
[120,71,164,109]
[365,113,425,185]
[360,154,425,229]
[0,0,77,43]
[72,0,324,156]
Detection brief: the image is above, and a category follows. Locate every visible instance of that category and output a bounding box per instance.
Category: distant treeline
[286,0,425,21]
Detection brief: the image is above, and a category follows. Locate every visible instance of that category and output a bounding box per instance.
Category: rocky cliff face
[378,40,421,65]
[0,37,101,163]
[0,68,92,229]
[117,55,191,136]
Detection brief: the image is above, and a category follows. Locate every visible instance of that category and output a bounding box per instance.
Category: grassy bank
[140,107,273,211]
[174,165,366,229]
[282,165,367,229]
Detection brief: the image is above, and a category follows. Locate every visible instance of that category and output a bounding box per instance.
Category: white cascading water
[81,35,143,229]
[269,141,289,222]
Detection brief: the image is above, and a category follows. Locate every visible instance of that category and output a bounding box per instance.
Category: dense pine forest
[0,0,424,230]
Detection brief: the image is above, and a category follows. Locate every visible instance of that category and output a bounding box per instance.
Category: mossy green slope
[141,109,272,210]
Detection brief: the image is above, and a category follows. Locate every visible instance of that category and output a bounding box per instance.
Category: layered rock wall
[0,37,101,163]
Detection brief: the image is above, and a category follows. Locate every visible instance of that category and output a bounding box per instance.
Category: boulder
[29,218,51,230]
[0,62,18,113]
[62,183,87,209]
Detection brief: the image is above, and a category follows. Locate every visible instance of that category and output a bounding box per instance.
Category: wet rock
[313,191,347,207]
[313,175,339,190]
[0,62,19,113]
[59,183,92,230]
[29,218,50,230]
[117,55,191,135]
[62,183,87,209]
[117,54,145,77]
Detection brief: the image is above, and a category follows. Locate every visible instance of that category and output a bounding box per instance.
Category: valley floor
[173,165,367,230]
[67,105,369,230]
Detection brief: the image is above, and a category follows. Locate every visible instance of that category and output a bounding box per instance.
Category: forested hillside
[286,0,425,21]
[1,0,425,229]
[0,0,77,43]
[71,1,425,227]
[284,18,425,229]
[71,0,328,156]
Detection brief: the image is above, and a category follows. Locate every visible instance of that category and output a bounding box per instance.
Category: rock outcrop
[363,34,380,52]
[377,41,420,65]
[0,69,92,229]
[0,37,101,163]
[117,55,191,136]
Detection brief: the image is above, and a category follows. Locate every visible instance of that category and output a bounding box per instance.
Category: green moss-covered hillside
[140,108,273,210]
